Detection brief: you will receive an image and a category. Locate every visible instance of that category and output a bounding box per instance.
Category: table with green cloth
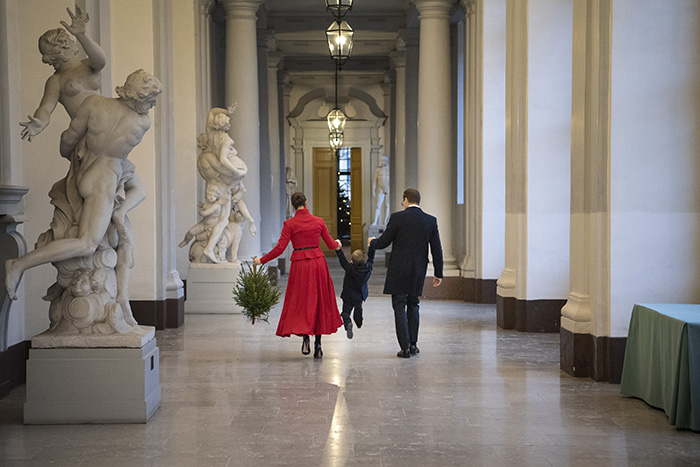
[620,303,700,431]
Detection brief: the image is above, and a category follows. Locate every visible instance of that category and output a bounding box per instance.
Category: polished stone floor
[1,255,699,466]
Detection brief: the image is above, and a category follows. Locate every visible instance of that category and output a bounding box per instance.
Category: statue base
[184,262,242,314]
[368,224,385,239]
[31,325,155,348]
[24,336,161,424]
[368,224,390,266]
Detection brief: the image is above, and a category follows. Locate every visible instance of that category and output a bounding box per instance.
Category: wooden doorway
[313,147,363,255]
[313,148,337,256]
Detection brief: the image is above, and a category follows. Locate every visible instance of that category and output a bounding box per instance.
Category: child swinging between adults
[254,192,343,359]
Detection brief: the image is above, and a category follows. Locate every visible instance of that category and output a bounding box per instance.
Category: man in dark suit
[369,188,443,358]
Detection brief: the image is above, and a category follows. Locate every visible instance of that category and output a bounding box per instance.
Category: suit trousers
[391,293,420,350]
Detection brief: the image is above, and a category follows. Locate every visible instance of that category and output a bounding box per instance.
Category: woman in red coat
[254,192,343,358]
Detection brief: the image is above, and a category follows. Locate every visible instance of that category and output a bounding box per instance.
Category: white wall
[481,0,506,281]
[525,0,571,299]
[610,0,700,335]
[171,0,198,279]
[18,1,76,337]
[110,0,158,301]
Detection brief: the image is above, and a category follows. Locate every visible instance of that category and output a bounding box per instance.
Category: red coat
[261,208,342,337]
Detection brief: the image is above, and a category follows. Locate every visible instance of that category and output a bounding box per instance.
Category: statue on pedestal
[373,155,390,226]
[179,104,256,264]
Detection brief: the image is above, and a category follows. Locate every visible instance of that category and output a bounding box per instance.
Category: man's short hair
[403,188,420,205]
[351,249,367,266]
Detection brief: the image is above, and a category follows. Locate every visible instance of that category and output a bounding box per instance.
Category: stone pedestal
[369,224,390,266]
[24,332,161,424]
[185,262,242,314]
[368,224,385,239]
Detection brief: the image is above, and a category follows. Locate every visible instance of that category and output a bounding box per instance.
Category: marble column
[153,0,185,327]
[391,48,407,212]
[561,0,613,381]
[401,28,420,197]
[266,42,283,248]
[460,0,480,296]
[291,126,304,191]
[220,0,263,259]
[414,0,458,277]
[281,73,292,172]
[257,29,274,252]
[196,0,215,134]
[381,73,393,164]
[497,0,572,331]
[497,0,527,325]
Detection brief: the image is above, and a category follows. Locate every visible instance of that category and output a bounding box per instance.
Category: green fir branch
[233,262,281,325]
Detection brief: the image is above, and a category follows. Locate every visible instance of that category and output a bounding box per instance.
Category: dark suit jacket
[336,245,376,306]
[370,206,443,296]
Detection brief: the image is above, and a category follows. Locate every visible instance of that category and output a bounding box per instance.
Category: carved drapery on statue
[180,105,256,264]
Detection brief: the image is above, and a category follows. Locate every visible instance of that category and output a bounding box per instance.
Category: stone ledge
[31,325,155,349]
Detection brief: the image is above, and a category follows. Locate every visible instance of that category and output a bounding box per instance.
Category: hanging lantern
[326,108,347,133]
[329,129,344,150]
[326,20,354,67]
[325,0,353,18]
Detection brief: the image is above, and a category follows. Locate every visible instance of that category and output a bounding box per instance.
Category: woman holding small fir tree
[254,192,343,359]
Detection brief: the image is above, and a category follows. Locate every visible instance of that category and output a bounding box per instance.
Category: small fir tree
[233,262,281,324]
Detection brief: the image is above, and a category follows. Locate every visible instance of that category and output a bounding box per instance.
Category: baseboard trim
[0,340,30,400]
[463,278,497,304]
[166,296,185,328]
[560,328,626,383]
[131,300,166,330]
[497,295,564,333]
[420,276,463,300]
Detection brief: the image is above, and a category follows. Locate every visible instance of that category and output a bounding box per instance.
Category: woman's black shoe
[314,344,323,359]
[301,335,311,355]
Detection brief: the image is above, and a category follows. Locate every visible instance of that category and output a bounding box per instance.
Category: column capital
[412,0,453,20]
[267,51,282,69]
[391,49,406,68]
[398,28,420,47]
[199,0,216,16]
[257,29,276,49]
[220,0,263,20]
[280,71,292,89]
[383,71,394,87]
[459,0,476,17]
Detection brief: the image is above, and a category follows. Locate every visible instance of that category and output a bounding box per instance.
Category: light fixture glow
[325,0,353,19]
[326,20,354,67]
[327,108,347,132]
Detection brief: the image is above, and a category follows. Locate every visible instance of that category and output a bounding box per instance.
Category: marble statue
[373,155,390,226]
[285,166,298,218]
[179,105,256,264]
[5,68,162,335]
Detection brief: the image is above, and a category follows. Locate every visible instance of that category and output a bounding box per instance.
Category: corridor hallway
[0,256,698,466]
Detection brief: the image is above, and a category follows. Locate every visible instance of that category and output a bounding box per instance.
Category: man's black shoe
[397,349,411,358]
[409,345,420,355]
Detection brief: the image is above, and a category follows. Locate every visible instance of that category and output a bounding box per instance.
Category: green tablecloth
[620,304,700,431]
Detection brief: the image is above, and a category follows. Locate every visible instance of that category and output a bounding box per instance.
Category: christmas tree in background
[337,181,351,240]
